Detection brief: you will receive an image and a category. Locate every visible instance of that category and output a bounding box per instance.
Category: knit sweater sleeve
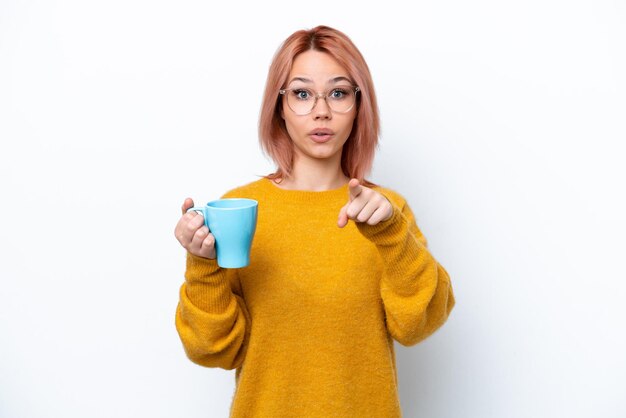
[175,253,250,370]
[356,189,456,346]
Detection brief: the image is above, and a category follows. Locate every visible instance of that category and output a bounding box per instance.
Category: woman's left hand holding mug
[174,197,217,260]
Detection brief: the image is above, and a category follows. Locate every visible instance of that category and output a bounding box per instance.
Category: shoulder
[220,176,268,199]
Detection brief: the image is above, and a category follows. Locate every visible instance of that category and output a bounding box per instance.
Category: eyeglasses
[279,85,360,115]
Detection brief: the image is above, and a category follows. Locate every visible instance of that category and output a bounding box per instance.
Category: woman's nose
[313,95,332,119]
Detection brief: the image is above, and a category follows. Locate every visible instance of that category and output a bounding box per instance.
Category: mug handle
[186,207,206,217]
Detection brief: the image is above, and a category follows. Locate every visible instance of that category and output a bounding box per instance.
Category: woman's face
[281,50,357,165]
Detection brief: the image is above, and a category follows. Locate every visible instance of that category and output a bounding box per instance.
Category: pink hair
[257,25,380,188]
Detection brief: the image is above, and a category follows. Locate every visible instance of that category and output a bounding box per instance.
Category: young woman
[174,25,455,417]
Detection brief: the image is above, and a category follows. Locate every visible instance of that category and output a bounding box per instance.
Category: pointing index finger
[348,178,362,200]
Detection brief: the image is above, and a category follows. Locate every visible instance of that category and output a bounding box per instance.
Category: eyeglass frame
[278,85,361,115]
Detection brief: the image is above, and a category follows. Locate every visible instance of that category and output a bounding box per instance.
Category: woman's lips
[310,133,333,143]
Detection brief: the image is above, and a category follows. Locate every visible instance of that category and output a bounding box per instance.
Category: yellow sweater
[175,177,455,417]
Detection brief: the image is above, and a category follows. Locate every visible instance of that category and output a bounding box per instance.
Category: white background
[1,1,625,417]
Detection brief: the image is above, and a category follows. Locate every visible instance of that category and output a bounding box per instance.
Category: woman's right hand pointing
[174,198,217,260]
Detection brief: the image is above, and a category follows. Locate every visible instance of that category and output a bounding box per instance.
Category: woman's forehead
[289,50,350,79]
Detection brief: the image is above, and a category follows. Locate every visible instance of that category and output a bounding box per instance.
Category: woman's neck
[273,160,349,191]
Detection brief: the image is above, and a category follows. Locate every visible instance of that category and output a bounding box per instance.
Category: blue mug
[187,198,258,268]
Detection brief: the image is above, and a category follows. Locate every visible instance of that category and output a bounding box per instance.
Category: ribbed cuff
[184,252,233,312]
[185,252,220,280]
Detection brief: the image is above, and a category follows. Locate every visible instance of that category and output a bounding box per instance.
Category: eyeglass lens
[286,87,357,115]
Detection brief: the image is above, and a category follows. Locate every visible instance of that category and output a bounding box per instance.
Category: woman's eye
[330,89,347,99]
[293,89,311,100]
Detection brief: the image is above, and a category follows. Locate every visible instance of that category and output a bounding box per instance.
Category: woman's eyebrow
[287,76,352,86]
[330,76,352,84]
[288,77,313,85]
